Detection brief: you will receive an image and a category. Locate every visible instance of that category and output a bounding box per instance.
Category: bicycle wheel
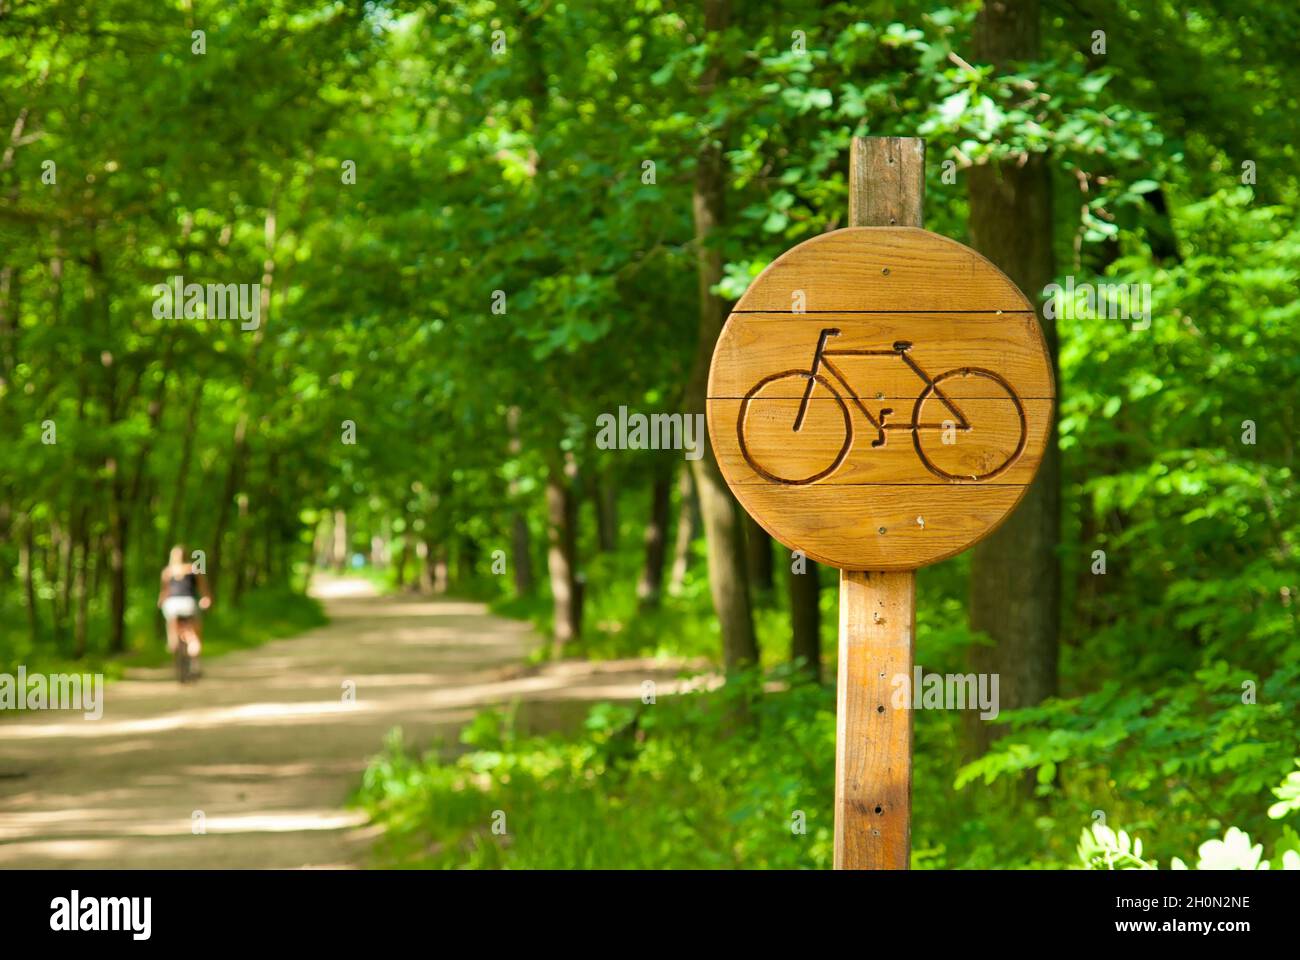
[737,370,851,485]
[912,368,1027,481]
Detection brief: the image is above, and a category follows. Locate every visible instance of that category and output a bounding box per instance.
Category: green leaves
[358,678,838,869]
[779,86,834,114]
[1079,760,1300,869]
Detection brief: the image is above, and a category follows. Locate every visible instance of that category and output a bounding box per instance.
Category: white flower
[1193,827,1266,870]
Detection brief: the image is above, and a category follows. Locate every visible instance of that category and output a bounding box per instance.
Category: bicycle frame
[792,328,971,446]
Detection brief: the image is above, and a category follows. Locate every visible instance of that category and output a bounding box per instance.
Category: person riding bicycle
[158,545,212,678]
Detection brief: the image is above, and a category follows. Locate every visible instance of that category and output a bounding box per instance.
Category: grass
[356,671,840,869]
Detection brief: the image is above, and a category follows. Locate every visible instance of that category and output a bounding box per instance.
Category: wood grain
[850,137,925,229]
[731,227,1033,314]
[729,482,1031,570]
[711,397,1053,486]
[833,137,920,873]
[706,226,1054,567]
[708,313,1053,400]
[835,569,914,869]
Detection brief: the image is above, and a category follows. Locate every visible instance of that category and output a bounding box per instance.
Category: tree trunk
[0,264,15,379]
[209,414,247,595]
[416,540,434,593]
[50,517,69,643]
[264,524,276,588]
[545,463,581,653]
[789,556,822,682]
[395,532,410,590]
[593,472,618,553]
[745,516,774,594]
[691,456,757,671]
[636,463,673,610]
[314,517,330,569]
[73,526,89,659]
[0,502,10,589]
[965,0,1061,756]
[332,509,348,572]
[61,509,82,637]
[92,535,106,598]
[20,513,39,645]
[107,467,128,654]
[459,535,480,584]
[232,493,252,604]
[683,0,757,674]
[166,387,202,547]
[432,544,448,594]
[668,464,699,595]
[211,206,274,597]
[505,406,535,597]
[511,513,534,596]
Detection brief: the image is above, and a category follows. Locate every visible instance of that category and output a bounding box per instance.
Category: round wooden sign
[707,227,1055,571]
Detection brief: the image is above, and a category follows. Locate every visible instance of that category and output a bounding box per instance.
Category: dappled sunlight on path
[0,576,703,868]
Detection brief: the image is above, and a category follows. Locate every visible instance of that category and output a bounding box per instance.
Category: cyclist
[158,545,212,679]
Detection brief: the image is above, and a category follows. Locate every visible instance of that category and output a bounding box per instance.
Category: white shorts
[162,596,199,621]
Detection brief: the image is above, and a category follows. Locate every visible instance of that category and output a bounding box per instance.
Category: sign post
[706,136,1054,869]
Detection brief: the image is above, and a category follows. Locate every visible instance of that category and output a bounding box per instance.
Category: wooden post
[833,136,924,870]
[708,135,1049,866]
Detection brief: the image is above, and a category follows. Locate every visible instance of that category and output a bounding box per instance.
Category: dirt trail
[0,578,698,868]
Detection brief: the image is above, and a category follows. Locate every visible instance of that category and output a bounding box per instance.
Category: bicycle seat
[892,340,913,353]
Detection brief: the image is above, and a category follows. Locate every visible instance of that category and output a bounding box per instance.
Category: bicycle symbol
[737,327,1027,485]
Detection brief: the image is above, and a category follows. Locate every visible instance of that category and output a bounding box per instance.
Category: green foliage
[1078,768,1300,871]
[488,532,836,667]
[3,0,1297,870]
[357,675,836,869]
[1,585,324,677]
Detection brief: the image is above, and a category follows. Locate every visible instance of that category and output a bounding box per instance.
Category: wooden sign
[706,226,1054,571]
[705,134,1053,871]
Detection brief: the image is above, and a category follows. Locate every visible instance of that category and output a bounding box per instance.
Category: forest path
[0,577,695,868]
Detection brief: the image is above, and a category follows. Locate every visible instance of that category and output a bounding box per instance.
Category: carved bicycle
[737,327,1027,485]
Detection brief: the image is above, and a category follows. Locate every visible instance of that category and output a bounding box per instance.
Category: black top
[166,570,199,599]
